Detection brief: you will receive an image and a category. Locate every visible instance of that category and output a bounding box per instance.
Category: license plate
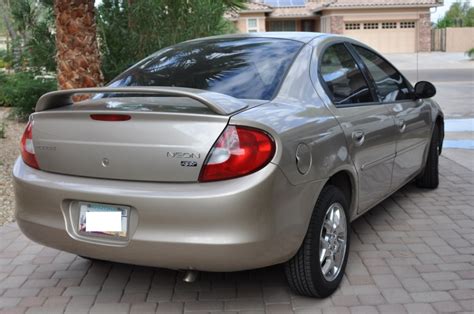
[78,202,129,238]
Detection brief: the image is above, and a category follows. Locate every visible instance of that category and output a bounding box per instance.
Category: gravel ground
[0,107,25,225]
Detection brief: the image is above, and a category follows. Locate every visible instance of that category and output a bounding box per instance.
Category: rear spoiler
[35,86,248,115]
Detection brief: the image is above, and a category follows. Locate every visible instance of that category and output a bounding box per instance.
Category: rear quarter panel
[230,44,357,216]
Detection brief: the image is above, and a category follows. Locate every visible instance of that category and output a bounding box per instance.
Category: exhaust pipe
[182,270,199,283]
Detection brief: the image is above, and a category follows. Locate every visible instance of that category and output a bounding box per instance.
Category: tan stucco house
[227,0,443,53]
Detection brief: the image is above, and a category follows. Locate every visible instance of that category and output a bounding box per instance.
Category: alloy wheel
[319,202,348,282]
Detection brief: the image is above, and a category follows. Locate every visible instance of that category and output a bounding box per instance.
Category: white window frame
[321,16,330,33]
[268,20,297,32]
[247,18,259,33]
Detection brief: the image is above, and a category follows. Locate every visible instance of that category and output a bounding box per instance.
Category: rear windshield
[108,37,303,100]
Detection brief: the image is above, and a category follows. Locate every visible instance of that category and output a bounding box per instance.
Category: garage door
[344,21,417,53]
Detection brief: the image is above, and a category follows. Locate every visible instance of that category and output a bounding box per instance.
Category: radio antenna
[416,7,419,83]
[416,43,419,82]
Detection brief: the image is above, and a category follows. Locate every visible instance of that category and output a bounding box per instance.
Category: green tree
[28,18,56,71]
[97,0,245,81]
[0,13,6,34]
[437,1,474,28]
[3,0,56,71]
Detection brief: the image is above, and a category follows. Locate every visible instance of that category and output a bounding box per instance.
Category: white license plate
[78,202,129,238]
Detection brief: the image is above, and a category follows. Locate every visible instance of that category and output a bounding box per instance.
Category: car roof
[187,32,327,44]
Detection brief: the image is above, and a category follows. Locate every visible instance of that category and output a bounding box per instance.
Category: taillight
[199,125,275,182]
[90,114,131,121]
[20,121,40,169]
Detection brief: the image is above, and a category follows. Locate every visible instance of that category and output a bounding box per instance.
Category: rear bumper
[13,158,323,271]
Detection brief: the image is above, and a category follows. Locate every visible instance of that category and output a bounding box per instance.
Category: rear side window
[354,46,413,103]
[319,44,374,106]
[108,38,303,100]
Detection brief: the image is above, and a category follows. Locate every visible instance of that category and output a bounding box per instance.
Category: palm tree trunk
[54,0,103,90]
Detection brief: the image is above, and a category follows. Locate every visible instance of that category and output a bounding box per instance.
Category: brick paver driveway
[0,156,473,314]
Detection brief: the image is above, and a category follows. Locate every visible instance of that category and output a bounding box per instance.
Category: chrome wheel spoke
[320,247,329,264]
[332,209,340,226]
[334,246,344,265]
[320,236,330,249]
[323,220,334,234]
[337,237,346,248]
[321,255,334,276]
[335,221,346,237]
[328,206,335,222]
[320,236,330,263]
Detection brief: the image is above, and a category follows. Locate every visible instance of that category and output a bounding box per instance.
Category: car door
[317,43,398,213]
[351,45,432,190]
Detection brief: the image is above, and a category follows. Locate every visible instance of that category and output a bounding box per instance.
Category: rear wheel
[284,185,350,297]
[416,125,440,189]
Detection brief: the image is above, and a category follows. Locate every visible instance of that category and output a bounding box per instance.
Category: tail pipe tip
[182,270,199,283]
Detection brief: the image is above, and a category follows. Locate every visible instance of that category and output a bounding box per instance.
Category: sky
[430,0,472,21]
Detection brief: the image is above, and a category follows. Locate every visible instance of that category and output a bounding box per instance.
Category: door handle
[396,119,406,133]
[352,130,365,146]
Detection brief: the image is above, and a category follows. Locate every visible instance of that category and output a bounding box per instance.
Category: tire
[416,125,440,189]
[284,185,350,298]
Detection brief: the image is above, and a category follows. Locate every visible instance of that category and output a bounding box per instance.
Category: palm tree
[54,0,103,90]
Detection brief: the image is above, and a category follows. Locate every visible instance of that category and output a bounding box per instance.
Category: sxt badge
[181,161,198,167]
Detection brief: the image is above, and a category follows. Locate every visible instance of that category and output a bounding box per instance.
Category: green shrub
[0,72,57,121]
[0,72,9,106]
[467,48,474,60]
[0,49,13,69]
[0,50,6,68]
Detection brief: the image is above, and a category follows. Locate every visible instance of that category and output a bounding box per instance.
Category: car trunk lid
[30,89,266,182]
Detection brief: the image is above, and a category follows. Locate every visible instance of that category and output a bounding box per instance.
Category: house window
[302,20,315,32]
[363,23,379,30]
[247,18,258,33]
[345,23,361,30]
[268,20,297,32]
[400,21,416,29]
[382,22,397,29]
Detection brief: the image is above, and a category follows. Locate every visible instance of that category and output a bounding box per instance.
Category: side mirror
[414,81,436,99]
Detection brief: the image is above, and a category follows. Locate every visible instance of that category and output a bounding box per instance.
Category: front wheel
[284,185,350,298]
[416,125,440,189]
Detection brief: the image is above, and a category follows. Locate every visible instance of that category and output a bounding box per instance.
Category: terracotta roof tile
[269,7,314,17]
[224,10,240,21]
[243,2,273,11]
[226,0,441,20]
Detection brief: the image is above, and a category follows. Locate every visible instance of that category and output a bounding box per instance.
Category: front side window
[109,38,303,100]
[354,46,413,103]
[319,44,374,106]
